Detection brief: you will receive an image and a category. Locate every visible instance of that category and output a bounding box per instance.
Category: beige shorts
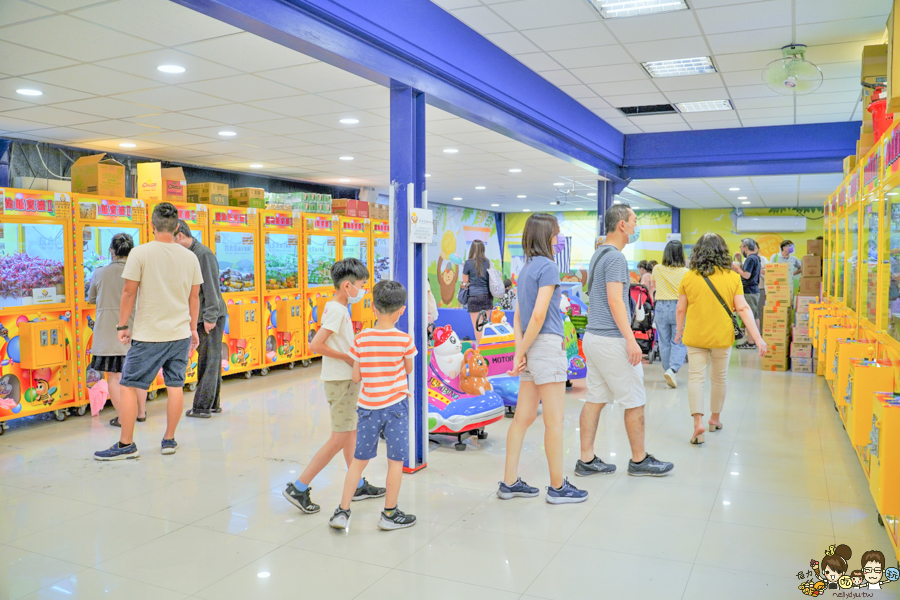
[324,380,361,432]
[583,333,646,409]
[520,334,569,386]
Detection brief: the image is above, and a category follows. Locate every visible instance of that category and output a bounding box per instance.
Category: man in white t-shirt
[94,203,202,461]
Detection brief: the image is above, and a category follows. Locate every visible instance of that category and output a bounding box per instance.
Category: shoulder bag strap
[587,246,615,290]
[701,274,734,319]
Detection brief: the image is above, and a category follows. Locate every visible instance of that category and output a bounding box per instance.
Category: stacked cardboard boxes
[229,187,265,209]
[799,239,824,297]
[332,198,369,218]
[762,262,791,371]
[791,294,816,373]
[187,182,229,206]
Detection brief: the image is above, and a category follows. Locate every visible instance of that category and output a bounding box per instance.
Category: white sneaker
[664,369,677,388]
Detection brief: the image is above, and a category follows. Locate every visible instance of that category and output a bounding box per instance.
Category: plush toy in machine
[460,348,492,396]
[490,306,507,324]
[432,325,463,379]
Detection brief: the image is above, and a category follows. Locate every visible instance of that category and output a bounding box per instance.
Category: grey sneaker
[574,456,617,477]
[628,453,674,477]
[546,477,589,504]
[329,507,351,530]
[283,483,320,514]
[497,477,540,499]
[378,508,417,530]
[161,439,177,455]
[352,478,386,502]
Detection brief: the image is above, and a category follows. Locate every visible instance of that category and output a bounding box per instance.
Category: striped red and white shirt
[349,328,418,409]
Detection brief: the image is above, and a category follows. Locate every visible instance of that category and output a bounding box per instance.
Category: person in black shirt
[731,238,761,349]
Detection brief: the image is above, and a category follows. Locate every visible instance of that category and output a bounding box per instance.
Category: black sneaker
[329,507,351,530]
[283,483,320,514]
[628,453,674,477]
[378,508,417,530]
[574,455,617,477]
[352,478,386,502]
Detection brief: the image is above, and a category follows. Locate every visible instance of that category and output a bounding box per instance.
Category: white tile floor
[1,352,899,600]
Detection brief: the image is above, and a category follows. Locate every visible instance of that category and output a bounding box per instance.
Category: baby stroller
[629,284,658,363]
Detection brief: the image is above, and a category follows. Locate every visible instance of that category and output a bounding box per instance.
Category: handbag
[701,275,744,341]
[457,285,469,308]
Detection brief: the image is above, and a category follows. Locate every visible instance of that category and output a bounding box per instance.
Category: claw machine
[145,201,208,392]
[339,216,374,331]
[371,218,391,284]
[74,195,146,409]
[0,189,77,430]
[259,209,306,371]
[210,207,261,378]
[302,213,339,357]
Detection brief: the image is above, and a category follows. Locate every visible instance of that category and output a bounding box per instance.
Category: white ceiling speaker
[762,44,823,96]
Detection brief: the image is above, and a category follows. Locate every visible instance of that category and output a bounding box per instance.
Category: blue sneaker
[497,477,539,499]
[161,439,177,455]
[546,477,588,504]
[94,442,139,461]
[628,453,674,477]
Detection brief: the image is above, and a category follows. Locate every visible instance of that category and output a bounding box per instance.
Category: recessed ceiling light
[218,131,237,137]
[575,207,584,211]
[587,192,597,197]
[119,143,136,148]
[633,206,640,209]
[475,186,486,190]
[509,168,522,173]
[16,88,42,96]
[453,197,462,200]
[339,118,359,124]
[250,163,264,168]
[730,472,739,476]
[675,100,733,113]
[491,203,499,207]
[517,195,527,198]
[738,196,748,200]
[257,572,270,579]
[587,0,689,19]
[522,209,530,212]
[425,173,431,178]
[443,148,459,154]
[553,182,565,186]
[613,200,621,204]
[729,188,740,191]
[339,178,350,183]
[723,501,731,506]
[643,57,716,78]
[742,201,751,205]
[157,65,186,74]
[339,156,354,161]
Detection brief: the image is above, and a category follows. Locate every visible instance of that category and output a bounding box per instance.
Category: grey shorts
[744,293,761,319]
[520,333,568,385]
[121,338,191,390]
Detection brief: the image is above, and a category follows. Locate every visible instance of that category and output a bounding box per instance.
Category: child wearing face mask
[283,258,387,514]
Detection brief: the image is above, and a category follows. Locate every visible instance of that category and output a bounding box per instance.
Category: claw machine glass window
[886,192,900,343]
[0,223,67,308]
[828,217,837,298]
[306,233,336,287]
[836,216,845,302]
[265,232,299,290]
[374,236,390,283]
[847,207,860,312]
[81,226,141,301]
[342,235,367,268]
[217,231,256,293]
[862,198,880,325]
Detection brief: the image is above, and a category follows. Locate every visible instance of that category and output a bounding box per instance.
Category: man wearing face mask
[576,204,674,478]
[175,221,227,418]
[732,238,762,349]
[769,240,803,290]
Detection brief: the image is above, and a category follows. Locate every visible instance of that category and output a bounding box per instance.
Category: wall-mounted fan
[762,44,823,96]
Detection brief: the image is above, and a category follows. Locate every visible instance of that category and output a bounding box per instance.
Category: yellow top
[652,264,688,301]
[678,268,744,349]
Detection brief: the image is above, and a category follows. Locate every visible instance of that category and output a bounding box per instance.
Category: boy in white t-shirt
[283,259,385,513]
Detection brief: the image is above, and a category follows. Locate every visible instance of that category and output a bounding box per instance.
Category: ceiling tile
[180,74,298,103]
[514,52,564,72]
[738,107,795,119]
[688,117,743,129]
[0,115,52,133]
[0,0,53,26]
[587,79,657,97]
[178,33,318,73]
[113,86,228,111]
[0,15,160,62]
[522,22,617,51]
[716,50,783,73]
[248,95,354,118]
[21,126,107,143]
[819,62,866,79]
[795,91,861,105]
[811,41,877,64]
[258,62,371,93]
[0,97,34,112]
[795,102,856,115]
[795,113,853,124]
[706,26,793,55]
[629,113,686,125]
[126,112,222,130]
[27,64,161,96]
[74,120,160,137]
[180,104,282,125]
[605,10,701,43]
[0,40,79,76]
[603,92,670,107]
[449,6,514,34]
[485,32,541,54]
[731,96,794,109]
[26,0,109,10]
[490,0,598,30]
[245,118,331,136]
[540,70,584,86]
[0,78,93,104]
[559,84,597,99]
[136,130,216,146]
[318,86,389,110]
[653,73,723,92]
[624,37,712,64]
[728,84,779,99]
[696,0,792,35]
[570,63,647,84]
[2,105,102,127]
[663,87,729,103]
[796,0,892,25]
[722,70,767,87]
[548,45,633,69]
[741,116,796,126]
[796,18,887,46]
[576,96,612,110]
[50,97,153,120]
[97,50,241,84]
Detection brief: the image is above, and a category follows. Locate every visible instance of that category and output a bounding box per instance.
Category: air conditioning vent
[735,216,807,233]
[617,104,677,116]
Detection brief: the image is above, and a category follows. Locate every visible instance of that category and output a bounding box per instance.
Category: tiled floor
[1,352,898,599]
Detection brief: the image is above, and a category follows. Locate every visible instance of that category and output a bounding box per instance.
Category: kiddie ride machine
[1,189,78,432]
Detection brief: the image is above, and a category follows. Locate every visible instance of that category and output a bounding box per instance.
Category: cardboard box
[802,255,822,277]
[792,356,815,373]
[795,296,816,313]
[793,336,812,345]
[229,187,265,209]
[859,132,876,159]
[793,325,810,337]
[136,162,162,203]
[187,182,229,206]
[765,262,791,287]
[791,343,813,358]
[798,277,822,297]
[72,153,125,197]
[765,310,791,328]
[763,323,789,337]
[766,285,791,304]
[807,239,823,256]
[862,43,888,85]
[761,355,789,371]
[161,167,186,203]
[332,199,369,218]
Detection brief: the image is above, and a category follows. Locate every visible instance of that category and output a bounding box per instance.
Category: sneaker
[546,477,589,504]
[185,409,211,418]
[161,439,177,455]
[574,455,617,477]
[664,368,677,388]
[736,342,756,350]
[329,507,351,530]
[378,508,417,530]
[496,477,539,499]
[283,483,320,514]
[94,442,139,461]
[628,453,674,477]
[352,478,386,502]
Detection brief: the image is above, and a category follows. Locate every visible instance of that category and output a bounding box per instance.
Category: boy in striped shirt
[329,280,418,531]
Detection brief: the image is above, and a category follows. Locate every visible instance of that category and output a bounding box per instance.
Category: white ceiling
[432,0,890,133]
[628,173,843,208]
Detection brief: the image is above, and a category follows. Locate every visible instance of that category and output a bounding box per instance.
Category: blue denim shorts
[121,338,191,390]
[355,399,409,462]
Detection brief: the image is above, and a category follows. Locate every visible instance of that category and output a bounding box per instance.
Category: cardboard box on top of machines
[72,153,126,197]
[229,187,266,209]
[332,199,369,218]
[187,182,228,206]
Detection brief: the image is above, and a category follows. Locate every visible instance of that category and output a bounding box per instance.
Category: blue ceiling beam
[170,0,626,181]
[623,122,860,180]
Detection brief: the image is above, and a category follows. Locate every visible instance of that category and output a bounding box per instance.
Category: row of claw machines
[0,188,391,433]
[814,118,900,564]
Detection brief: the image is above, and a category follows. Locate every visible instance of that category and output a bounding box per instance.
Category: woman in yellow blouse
[675,234,767,445]
[651,241,689,388]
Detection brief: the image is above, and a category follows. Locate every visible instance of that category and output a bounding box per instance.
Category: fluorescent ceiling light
[339,156,354,161]
[475,186,486,190]
[16,88,42,96]
[553,182,565,186]
[425,174,431,177]
[729,187,740,191]
[642,57,716,78]
[517,195,527,198]
[218,131,237,137]
[588,0,689,19]
[742,201,751,204]
[576,207,584,210]
[522,209,530,212]
[443,148,459,154]
[587,192,597,196]
[613,200,621,204]
[738,196,747,200]
[157,65,185,73]
[491,203,499,207]
[339,178,350,183]
[257,572,270,579]
[453,197,462,200]
[339,118,359,124]
[675,100,732,113]
[250,163,264,168]
[119,143,136,148]
[509,168,522,173]
[633,206,640,209]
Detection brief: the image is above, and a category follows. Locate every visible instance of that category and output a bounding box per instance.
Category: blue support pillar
[597,179,627,238]
[671,207,681,234]
[390,81,428,473]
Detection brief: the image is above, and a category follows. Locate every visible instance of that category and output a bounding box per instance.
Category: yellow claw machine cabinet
[145,201,209,392]
[302,213,339,357]
[0,189,77,430]
[74,196,148,404]
[339,216,374,331]
[259,209,307,371]
[209,207,261,378]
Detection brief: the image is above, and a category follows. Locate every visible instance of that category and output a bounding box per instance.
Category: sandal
[185,409,211,418]
[137,415,146,422]
[110,417,120,427]
[708,421,723,432]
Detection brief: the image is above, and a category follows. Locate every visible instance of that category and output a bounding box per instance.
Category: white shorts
[583,332,647,409]
[520,333,569,386]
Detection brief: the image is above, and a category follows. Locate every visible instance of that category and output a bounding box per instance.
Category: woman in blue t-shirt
[461,239,493,346]
[499,213,587,505]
